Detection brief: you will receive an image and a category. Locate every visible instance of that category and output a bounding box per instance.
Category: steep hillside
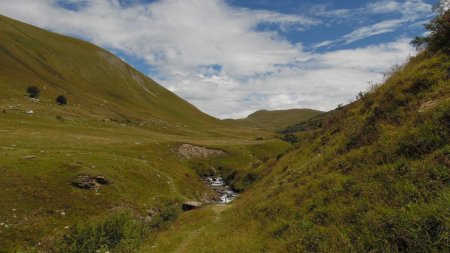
[146,40,450,252]
[225,109,323,132]
[0,15,292,252]
[0,14,224,130]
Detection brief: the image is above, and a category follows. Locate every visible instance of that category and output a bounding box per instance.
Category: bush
[149,205,180,229]
[412,9,450,52]
[27,86,40,98]
[54,211,150,253]
[56,95,67,105]
[281,132,298,144]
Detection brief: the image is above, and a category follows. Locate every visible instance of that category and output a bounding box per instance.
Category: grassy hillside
[146,44,450,252]
[0,14,226,130]
[0,15,293,252]
[225,109,323,132]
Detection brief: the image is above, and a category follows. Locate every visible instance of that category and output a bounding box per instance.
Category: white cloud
[343,19,404,44]
[311,40,334,49]
[0,0,420,118]
[311,0,433,46]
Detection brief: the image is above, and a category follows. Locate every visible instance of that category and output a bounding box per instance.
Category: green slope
[147,40,450,252]
[225,108,323,132]
[0,14,223,130]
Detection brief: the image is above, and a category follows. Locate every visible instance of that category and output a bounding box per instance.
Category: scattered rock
[24,155,37,160]
[182,201,202,211]
[94,176,111,185]
[146,209,157,216]
[177,144,226,160]
[25,110,34,114]
[418,100,438,112]
[70,175,111,190]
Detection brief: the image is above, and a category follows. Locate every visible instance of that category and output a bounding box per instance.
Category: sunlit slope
[0,14,222,128]
[225,109,323,132]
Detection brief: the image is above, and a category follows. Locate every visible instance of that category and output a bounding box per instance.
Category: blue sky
[0,0,438,118]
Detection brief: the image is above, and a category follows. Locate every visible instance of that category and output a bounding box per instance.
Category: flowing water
[204,176,238,203]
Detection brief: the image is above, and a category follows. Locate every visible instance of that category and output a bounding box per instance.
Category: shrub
[54,211,150,253]
[27,86,40,98]
[411,9,450,52]
[281,132,298,144]
[150,205,180,229]
[56,95,67,105]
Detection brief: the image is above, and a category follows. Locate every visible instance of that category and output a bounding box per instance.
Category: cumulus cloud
[0,0,423,118]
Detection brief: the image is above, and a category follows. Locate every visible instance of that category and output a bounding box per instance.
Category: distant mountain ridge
[225,108,323,132]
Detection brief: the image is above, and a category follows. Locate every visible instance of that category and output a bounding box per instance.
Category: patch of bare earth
[177,144,225,159]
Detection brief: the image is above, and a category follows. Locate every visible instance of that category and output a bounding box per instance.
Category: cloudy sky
[0,0,436,118]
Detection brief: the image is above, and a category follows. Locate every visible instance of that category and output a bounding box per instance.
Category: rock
[146,209,157,216]
[25,110,34,114]
[94,176,111,185]
[182,201,202,211]
[24,156,37,160]
[71,175,111,190]
[177,144,226,159]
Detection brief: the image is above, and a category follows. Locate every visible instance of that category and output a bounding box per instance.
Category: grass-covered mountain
[225,109,323,132]
[143,14,450,253]
[0,15,291,252]
[0,14,225,130]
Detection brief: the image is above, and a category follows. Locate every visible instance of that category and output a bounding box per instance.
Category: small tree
[411,8,450,52]
[26,86,40,98]
[56,95,67,105]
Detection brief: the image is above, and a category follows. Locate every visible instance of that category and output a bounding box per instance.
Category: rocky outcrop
[182,201,202,211]
[70,175,111,190]
[177,144,226,160]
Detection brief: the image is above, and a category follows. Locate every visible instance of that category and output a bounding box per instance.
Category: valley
[0,6,449,253]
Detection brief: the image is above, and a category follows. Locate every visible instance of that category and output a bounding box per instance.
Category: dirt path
[171,204,232,253]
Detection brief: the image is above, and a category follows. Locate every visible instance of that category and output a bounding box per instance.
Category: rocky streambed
[203,176,238,204]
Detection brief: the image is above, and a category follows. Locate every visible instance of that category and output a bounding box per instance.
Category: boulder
[182,201,202,211]
[71,175,111,190]
[94,176,111,185]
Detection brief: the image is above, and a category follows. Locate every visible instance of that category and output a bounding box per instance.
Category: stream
[204,176,239,204]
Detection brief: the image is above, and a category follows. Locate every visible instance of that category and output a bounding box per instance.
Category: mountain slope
[225,108,323,132]
[0,14,223,129]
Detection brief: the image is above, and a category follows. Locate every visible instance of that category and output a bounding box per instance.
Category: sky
[0,0,438,118]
